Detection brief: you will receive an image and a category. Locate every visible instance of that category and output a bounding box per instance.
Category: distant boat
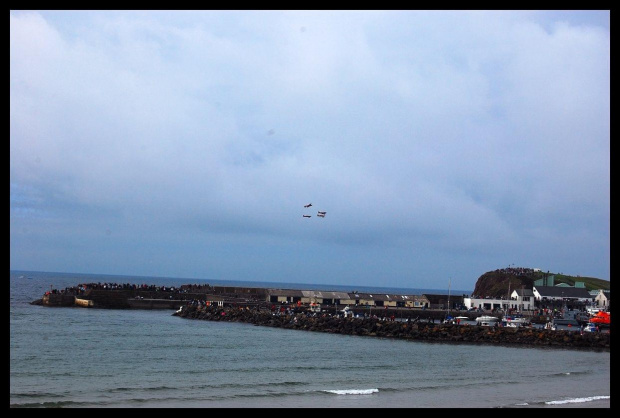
[544,321,556,331]
[582,322,598,333]
[340,305,354,318]
[553,309,589,326]
[476,315,499,326]
[589,311,610,328]
[503,314,531,327]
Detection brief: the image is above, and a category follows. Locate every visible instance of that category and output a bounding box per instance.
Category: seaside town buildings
[41,277,609,315]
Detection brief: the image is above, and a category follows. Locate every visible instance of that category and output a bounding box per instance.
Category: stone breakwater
[175,305,610,351]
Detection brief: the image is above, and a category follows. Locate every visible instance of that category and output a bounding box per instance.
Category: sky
[10,10,610,292]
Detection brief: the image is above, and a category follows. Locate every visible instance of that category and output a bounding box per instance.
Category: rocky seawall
[174,305,610,351]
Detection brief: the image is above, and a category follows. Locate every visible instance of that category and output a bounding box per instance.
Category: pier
[174,304,610,350]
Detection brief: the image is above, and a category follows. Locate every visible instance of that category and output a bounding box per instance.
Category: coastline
[13,272,609,409]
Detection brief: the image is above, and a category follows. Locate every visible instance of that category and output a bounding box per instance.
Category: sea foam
[545,395,610,405]
[324,389,379,395]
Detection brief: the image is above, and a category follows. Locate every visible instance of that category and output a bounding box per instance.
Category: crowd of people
[495,266,537,276]
[46,282,204,296]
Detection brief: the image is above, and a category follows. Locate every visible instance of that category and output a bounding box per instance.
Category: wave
[108,385,178,393]
[106,379,309,395]
[547,370,590,378]
[10,400,97,408]
[510,395,610,408]
[9,392,66,399]
[545,395,609,405]
[322,388,379,395]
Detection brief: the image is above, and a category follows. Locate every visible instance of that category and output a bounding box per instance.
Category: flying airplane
[317,211,326,217]
[304,203,312,208]
[303,215,311,218]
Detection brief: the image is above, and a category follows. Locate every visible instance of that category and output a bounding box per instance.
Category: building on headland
[463,296,532,312]
[462,281,601,313]
[532,285,593,304]
[535,274,556,287]
[510,288,535,311]
[464,288,538,312]
[594,289,611,310]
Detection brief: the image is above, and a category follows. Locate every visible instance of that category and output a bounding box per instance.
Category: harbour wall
[38,291,228,309]
[36,286,266,309]
[33,291,576,326]
[32,290,610,350]
[175,305,611,351]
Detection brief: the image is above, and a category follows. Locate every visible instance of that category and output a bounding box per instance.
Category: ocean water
[10,270,610,408]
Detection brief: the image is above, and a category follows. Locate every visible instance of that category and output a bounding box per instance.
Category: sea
[10,270,610,408]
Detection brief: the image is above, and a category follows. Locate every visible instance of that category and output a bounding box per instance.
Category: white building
[532,286,592,303]
[510,288,535,311]
[594,289,610,310]
[464,289,535,312]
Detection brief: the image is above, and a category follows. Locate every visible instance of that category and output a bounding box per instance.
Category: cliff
[472,268,610,298]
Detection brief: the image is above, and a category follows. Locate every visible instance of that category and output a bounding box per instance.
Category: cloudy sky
[10,10,610,292]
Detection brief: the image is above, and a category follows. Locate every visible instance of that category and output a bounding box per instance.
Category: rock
[174,305,609,351]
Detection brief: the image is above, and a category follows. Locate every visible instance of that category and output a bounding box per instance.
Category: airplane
[304,203,312,208]
[317,211,326,217]
[303,215,311,218]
